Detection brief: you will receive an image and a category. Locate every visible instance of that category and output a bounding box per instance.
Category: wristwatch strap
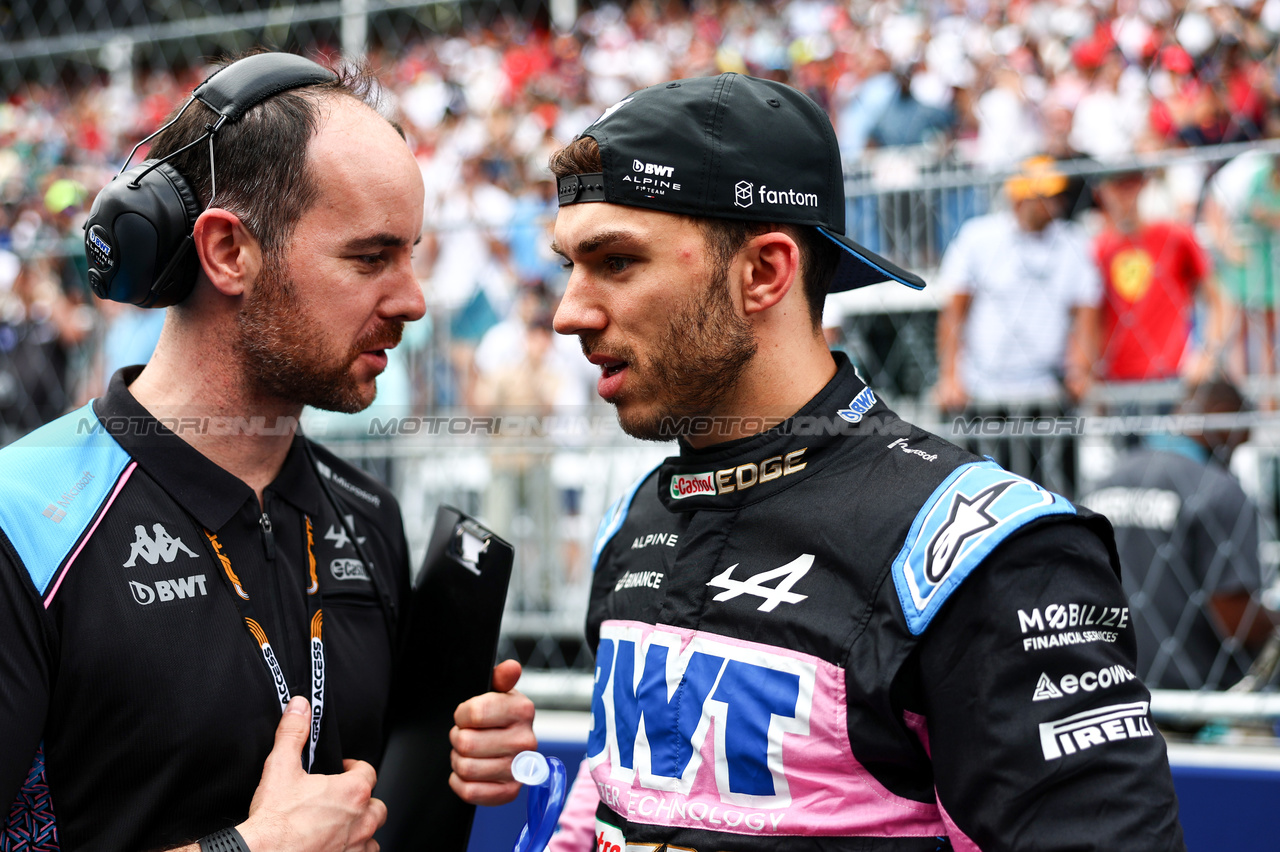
[199,827,250,852]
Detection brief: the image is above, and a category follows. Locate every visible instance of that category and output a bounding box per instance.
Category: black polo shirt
[0,367,410,851]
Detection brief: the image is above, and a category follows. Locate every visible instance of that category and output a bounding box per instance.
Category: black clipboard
[375,505,514,852]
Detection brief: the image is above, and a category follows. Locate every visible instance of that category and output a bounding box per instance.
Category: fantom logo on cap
[734,181,754,208]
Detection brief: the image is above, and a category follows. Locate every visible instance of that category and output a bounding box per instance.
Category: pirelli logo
[1039,701,1153,760]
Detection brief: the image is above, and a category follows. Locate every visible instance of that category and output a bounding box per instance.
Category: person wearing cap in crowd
[546,73,1183,851]
[1092,168,1228,387]
[934,155,1101,496]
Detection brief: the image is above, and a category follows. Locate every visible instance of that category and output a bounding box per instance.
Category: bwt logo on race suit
[589,621,814,828]
[587,622,945,838]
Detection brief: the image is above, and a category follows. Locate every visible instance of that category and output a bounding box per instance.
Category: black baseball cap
[556,73,925,293]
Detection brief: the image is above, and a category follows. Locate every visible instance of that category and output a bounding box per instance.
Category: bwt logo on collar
[837,387,876,423]
[633,159,674,177]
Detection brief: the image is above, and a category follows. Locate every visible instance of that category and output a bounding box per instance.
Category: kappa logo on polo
[129,574,208,606]
[1033,665,1136,701]
[707,554,812,612]
[1039,701,1154,760]
[123,523,199,568]
[836,387,876,423]
[734,180,754,208]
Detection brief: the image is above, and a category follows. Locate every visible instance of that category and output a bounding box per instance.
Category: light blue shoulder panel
[891,460,1075,635]
[0,403,131,594]
[590,464,660,573]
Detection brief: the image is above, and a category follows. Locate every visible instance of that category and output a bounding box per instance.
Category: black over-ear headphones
[83,52,338,308]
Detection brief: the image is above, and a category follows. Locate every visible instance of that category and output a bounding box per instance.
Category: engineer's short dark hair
[549,136,838,327]
[146,50,386,292]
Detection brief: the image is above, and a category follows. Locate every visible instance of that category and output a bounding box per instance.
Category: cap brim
[818,227,927,292]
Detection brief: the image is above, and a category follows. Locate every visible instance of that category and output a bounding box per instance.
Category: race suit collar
[94,366,326,530]
[657,352,897,512]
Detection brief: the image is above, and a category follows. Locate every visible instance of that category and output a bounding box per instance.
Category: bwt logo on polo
[129,574,208,605]
[588,623,815,830]
[669,449,808,500]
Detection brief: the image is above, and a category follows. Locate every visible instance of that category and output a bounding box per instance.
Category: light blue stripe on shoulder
[891,460,1075,636]
[0,402,131,594]
[590,464,659,573]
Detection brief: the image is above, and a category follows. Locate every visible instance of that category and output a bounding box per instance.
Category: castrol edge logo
[670,449,808,500]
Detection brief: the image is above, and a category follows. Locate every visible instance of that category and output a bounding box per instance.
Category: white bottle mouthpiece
[511,750,550,786]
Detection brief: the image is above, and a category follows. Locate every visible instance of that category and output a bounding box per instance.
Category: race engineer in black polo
[546,74,1184,851]
[0,56,534,852]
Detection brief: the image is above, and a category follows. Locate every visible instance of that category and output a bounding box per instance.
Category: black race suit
[0,367,409,851]
[552,354,1184,852]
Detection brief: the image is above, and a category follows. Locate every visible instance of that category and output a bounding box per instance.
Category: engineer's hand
[237,696,386,852]
[449,659,538,806]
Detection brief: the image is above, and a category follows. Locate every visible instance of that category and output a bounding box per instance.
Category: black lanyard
[205,515,324,771]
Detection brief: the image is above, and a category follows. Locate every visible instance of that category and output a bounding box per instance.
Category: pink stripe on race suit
[587,620,945,838]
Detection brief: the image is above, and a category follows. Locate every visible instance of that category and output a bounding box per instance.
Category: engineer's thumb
[264,696,312,775]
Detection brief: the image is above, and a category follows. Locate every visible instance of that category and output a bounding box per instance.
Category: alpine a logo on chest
[706,555,812,612]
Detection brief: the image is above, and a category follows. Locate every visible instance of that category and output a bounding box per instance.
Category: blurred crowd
[6,0,1280,435]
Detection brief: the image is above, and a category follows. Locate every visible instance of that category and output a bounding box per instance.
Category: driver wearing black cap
[546,73,1185,852]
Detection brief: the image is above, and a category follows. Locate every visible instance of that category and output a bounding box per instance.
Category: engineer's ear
[738,230,800,316]
[192,208,262,298]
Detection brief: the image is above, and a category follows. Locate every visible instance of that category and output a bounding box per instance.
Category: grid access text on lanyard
[204,515,325,771]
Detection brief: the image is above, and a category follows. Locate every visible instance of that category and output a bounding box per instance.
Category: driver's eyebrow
[551,229,642,260]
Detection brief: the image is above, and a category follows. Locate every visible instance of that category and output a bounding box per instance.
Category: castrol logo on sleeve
[670,472,716,499]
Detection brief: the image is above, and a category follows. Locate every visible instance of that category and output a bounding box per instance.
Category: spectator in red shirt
[1093,169,1230,384]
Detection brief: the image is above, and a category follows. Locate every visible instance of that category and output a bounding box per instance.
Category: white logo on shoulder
[707,554,812,612]
[593,97,634,127]
[124,523,199,568]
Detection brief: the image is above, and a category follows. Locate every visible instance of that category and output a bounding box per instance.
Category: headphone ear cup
[83,160,203,308]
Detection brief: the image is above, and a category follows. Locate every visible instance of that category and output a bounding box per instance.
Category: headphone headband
[84,52,339,308]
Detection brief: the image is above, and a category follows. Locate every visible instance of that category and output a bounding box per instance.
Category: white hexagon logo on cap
[734,180,753,208]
